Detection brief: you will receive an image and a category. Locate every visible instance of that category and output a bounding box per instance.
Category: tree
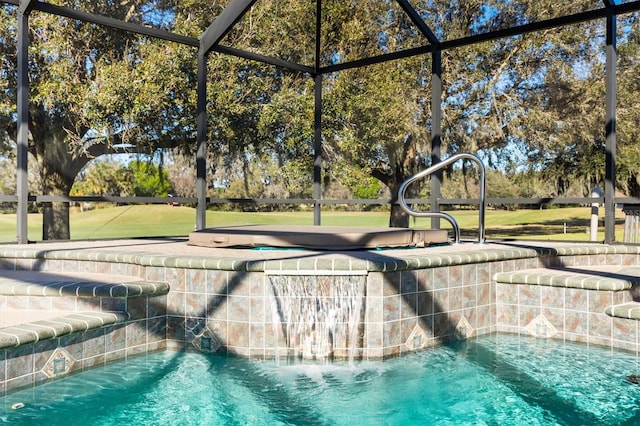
[502,12,640,199]
[175,0,319,215]
[71,159,133,198]
[128,160,172,197]
[73,155,185,204]
[319,2,433,227]
[319,1,591,225]
[3,0,640,240]
[613,15,640,197]
[0,3,197,239]
[165,151,196,200]
[195,0,636,224]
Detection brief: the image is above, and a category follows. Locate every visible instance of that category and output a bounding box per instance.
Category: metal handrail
[398,153,486,244]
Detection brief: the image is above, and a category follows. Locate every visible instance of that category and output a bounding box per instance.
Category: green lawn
[0,204,626,243]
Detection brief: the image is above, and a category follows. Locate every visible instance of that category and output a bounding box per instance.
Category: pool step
[0,270,169,298]
[494,266,640,321]
[0,270,169,349]
[604,302,640,320]
[0,310,128,349]
[493,266,640,291]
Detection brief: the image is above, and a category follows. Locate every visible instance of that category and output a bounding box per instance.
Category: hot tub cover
[188,225,448,250]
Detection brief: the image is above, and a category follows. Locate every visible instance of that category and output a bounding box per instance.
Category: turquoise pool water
[2,333,640,425]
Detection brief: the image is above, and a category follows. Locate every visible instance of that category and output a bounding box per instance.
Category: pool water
[2,333,640,425]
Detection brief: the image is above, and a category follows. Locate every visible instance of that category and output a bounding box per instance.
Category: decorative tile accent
[405,323,429,350]
[455,316,475,339]
[42,348,75,378]
[192,327,222,353]
[525,314,558,338]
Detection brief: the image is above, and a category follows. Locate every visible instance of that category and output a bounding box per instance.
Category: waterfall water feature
[269,274,366,362]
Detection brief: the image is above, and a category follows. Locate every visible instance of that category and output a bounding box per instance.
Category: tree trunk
[628,173,640,198]
[43,202,70,240]
[38,159,79,240]
[41,175,74,240]
[389,203,409,227]
[31,115,89,240]
[388,177,410,228]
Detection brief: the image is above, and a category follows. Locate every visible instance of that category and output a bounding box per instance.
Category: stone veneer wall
[1,243,640,396]
[164,260,498,359]
[163,246,640,358]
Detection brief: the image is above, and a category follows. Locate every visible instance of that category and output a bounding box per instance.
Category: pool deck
[0,237,624,267]
[1,237,639,282]
[0,236,590,257]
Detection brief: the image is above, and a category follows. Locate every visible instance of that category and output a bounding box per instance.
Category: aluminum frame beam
[215,45,314,75]
[395,0,439,46]
[313,74,323,226]
[430,50,443,230]
[195,50,208,231]
[604,10,617,243]
[18,0,35,15]
[3,0,639,78]
[15,2,30,244]
[321,2,640,74]
[34,2,198,47]
[313,1,322,225]
[200,0,258,55]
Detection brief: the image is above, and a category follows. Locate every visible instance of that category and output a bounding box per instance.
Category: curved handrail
[398,153,486,244]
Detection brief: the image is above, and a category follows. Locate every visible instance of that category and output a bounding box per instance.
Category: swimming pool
[2,333,639,425]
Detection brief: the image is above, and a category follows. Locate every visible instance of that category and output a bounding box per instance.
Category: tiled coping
[0,311,128,348]
[0,240,639,272]
[0,270,167,351]
[494,266,640,291]
[0,271,168,298]
[605,303,640,320]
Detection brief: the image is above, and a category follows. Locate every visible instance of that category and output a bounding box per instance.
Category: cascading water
[269,274,366,362]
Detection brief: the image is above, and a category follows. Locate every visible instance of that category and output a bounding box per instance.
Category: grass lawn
[0,204,626,243]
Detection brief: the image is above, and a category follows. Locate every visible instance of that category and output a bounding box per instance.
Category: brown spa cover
[188,225,449,250]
